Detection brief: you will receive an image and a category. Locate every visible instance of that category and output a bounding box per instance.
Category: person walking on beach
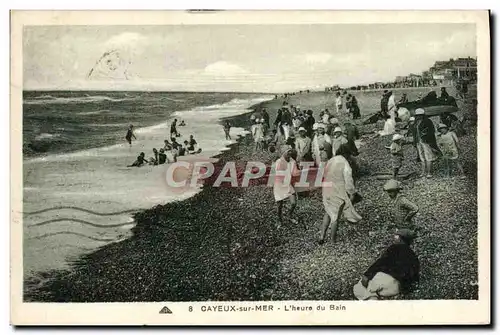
[273,145,300,228]
[383,179,419,229]
[295,127,312,163]
[346,94,361,119]
[335,92,343,115]
[319,144,362,244]
[380,90,390,119]
[170,119,180,138]
[405,117,420,162]
[125,124,137,148]
[353,229,419,300]
[414,108,440,178]
[436,123,466,179]
[312,123,332,167]
[223,120,232,140]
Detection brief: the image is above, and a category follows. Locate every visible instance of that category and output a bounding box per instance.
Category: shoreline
[24,88,478,301]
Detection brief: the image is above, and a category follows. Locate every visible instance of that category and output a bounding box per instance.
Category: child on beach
[127,152,148,167]
[125,124,137,148]
[383,179,419,229]
[388,134,405,178]
[436,123,466,179]
[188,135,198,154]
[252,119,265,151]
[150,148,159,165]
[223,120,232,140]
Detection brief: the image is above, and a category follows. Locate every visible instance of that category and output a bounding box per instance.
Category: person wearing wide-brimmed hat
[295,127,312,163]
[273,145,301,228]
[331,126,348,156]
[383,179,419,228]
[353,228,420,300]
[436,123,466,179]
[312,123,332,167]
[320,144,362,244]
[414,108,441,178]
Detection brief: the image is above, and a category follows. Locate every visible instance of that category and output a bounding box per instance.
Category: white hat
[415,108,425,115]
[317,123,326,129]
[409,116,415,121]
[392,134,403,141]
[312,123,319,130]
[330,118,339,125]
[298,127,306,132]
[333,127,342,133]
[255,118,260,123]
[250,114,256,120]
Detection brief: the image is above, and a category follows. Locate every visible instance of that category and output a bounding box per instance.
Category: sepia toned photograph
[10,10,490,325]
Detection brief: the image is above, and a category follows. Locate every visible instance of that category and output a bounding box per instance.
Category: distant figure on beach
[274,109,284,136]
[273,145,300,228]
[170,138,180,162]
[252,119,265,151]
[303,110,315,138]
[170,119,180,138]
[353,229,420,300]
[436,123,466,179]
[380,90,390,119]
[414,108,440,178]
[327,117,339,137]
[261,108,270,129]
[387,134,405,179]
[405,117,419,162]
[397,93,408,105]
[223,120,232,140]
[312,123,332,167]
[179,141,188,156]
[188,135,197,152]
[150,148,159,165]
[319,144,362,244]
[281,108,293,140]
[346,94,361,119]
[320,110,330,125]
[335,92,343,115]
[383,179,419,228]
[127,152,148,167]
[158,148,167,164]
[295,127,312,163]
[179,120,186,127]
[125,124,137,147]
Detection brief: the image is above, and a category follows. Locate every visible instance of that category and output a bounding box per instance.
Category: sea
[22,91,273,278]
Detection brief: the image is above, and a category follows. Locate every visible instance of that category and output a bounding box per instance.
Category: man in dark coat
[415,108,441,178]
[354,229,420,300]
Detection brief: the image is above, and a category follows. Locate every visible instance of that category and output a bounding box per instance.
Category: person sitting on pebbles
[353,228,420,300]
[436,123,466,179]
[383,179,419,229]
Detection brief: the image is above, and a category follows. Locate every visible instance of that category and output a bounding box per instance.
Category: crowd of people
[125,119,202,167]
[248,86,470,300]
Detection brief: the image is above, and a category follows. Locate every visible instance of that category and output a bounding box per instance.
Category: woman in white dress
[319,144,362,244]
[312,123,332,167]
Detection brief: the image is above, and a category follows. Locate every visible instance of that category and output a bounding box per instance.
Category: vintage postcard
[10,10,490,325]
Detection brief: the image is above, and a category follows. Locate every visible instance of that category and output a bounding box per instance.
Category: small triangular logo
[159,306,173,314]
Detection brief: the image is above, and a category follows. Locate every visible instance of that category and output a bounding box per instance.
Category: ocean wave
[34,133,60,141]
[24,95,135,105]
[77,109,110,115]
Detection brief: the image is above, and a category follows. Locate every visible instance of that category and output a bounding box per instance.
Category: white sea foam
[22,94,272,276]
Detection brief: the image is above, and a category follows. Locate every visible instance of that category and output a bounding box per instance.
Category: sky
[23,24,476,92]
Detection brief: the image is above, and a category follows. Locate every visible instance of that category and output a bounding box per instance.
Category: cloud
[302,52,333,65]
[203,61,248,76]
[105,32,147,48]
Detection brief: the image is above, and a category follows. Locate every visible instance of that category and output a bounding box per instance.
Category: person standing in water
[125,124,137,148]
[170,119,180,138]
[223,120,232,140]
